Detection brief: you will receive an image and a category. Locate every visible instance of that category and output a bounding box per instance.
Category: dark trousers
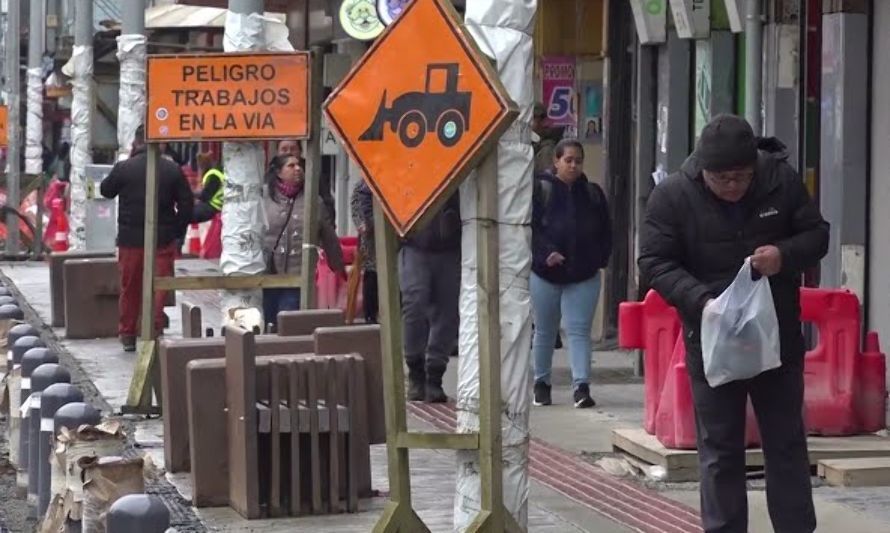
[362,270,378,323]
[263,288,301,329]
[398,246,459,381]
[118,244,176,337]
[690,360,816,533]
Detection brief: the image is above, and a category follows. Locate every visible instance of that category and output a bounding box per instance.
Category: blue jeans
[531,272,601,388]
[263,288,301,329]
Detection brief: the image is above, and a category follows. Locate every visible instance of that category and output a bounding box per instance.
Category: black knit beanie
[696,114,758,172]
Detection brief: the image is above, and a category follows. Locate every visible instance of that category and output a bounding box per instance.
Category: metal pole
[27,0,46,257]
[300,46,323,309]
[745,0,763,133]
[69,0,94,250]
[5,0,21,255]
[117,0,146,160]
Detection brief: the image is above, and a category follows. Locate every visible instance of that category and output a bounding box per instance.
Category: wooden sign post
[124,51,312,414]
[324,0,519,530]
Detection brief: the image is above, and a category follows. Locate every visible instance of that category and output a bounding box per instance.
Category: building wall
[868,2,890,341]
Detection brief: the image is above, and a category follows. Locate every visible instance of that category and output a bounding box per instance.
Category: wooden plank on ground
[156,274,301,291]
[612,428,890,483]
[818,457,890,487]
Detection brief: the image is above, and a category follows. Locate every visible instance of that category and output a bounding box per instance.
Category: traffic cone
[51,198,69,252]
[187,223,201,256]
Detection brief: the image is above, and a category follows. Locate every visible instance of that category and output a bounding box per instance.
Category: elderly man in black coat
[639,114,829,533]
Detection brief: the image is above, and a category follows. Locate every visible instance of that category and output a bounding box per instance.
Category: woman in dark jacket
[262,154,345,326]
[531,139,612,408]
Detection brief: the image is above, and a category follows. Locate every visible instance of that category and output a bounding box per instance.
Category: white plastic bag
[701,258,781,387]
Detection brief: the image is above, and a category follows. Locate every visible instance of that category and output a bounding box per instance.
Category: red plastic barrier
[618,292,680,435]
[619,288,887,449]
[800,288,888,436]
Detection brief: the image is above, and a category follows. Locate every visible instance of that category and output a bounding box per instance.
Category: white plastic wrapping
[219,11,295,330]
[25,67,44,175]
[454,1,537,530]
[116,34,146,161]
[68,45,94,250]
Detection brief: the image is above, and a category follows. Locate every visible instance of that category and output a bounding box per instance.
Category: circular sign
[377,0,411,26]
[340,0,385,41]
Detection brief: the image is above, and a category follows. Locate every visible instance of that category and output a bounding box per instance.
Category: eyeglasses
[705,169,754,186]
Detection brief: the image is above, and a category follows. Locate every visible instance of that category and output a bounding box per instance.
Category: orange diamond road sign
[324,0,517,236]
[146,52,309,142]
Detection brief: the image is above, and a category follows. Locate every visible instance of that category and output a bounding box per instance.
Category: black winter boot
[407,356,426,402]
[425,360,448,403]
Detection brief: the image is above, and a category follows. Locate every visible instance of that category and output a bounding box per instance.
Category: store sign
[542,56,576,129]
[339,0,385,41]
[725,0,745,33]
[629,0,667,44]
[670,0,710,39]
[378,0,412,25]
[145,52,310,142]
[324,0,516,236]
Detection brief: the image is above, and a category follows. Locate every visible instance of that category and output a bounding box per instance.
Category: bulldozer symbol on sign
[360,63,471,148]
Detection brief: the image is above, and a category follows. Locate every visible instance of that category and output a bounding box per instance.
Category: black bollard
[6,323,38,372]
[27,363,70,512]
[106,494,170,533]
[16,342,52,488]
[53,402,102,533]
[0,303,24,323]
[38,383,83,519]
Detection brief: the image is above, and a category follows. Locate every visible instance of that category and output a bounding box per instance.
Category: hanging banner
[541,56,576,129]
[670,0,711,40]
[630,0,668,44]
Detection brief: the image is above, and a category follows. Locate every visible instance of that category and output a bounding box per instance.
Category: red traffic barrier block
[655,332,761,449]
[618,292,681,435]
[801,288,887,436]
[619,287,887,450]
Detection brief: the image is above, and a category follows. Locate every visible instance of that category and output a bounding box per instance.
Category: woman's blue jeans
[263,288,301,329]
[530,272,601,388]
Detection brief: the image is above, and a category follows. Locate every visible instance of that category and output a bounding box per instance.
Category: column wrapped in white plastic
[455,1,536,530]
[25,67,44,175]
[67,45,93,250]
[219,11,295,330]
[116,34,146,161]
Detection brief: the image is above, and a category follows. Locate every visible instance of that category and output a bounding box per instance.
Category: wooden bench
[224,330,364,518]
[63,258,120,339]
[49,251,113,327]
[186,325,382,507]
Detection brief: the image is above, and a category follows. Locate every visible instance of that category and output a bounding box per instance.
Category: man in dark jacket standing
[101,126,194,352]
[639,115,828,533]
[401,193,461,403]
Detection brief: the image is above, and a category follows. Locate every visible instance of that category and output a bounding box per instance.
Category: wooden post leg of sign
[125,143,161,414]
[464,148,522,533]
[371,199,428,533]
[300,46,324,310]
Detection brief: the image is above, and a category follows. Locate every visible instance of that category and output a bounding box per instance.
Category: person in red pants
[100,126,193,351]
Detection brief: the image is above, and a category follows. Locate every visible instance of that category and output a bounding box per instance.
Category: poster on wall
[580,82,603,143]
[542,56,577,134]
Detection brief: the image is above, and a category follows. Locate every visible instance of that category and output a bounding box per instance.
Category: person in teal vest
[193,152,224,223]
